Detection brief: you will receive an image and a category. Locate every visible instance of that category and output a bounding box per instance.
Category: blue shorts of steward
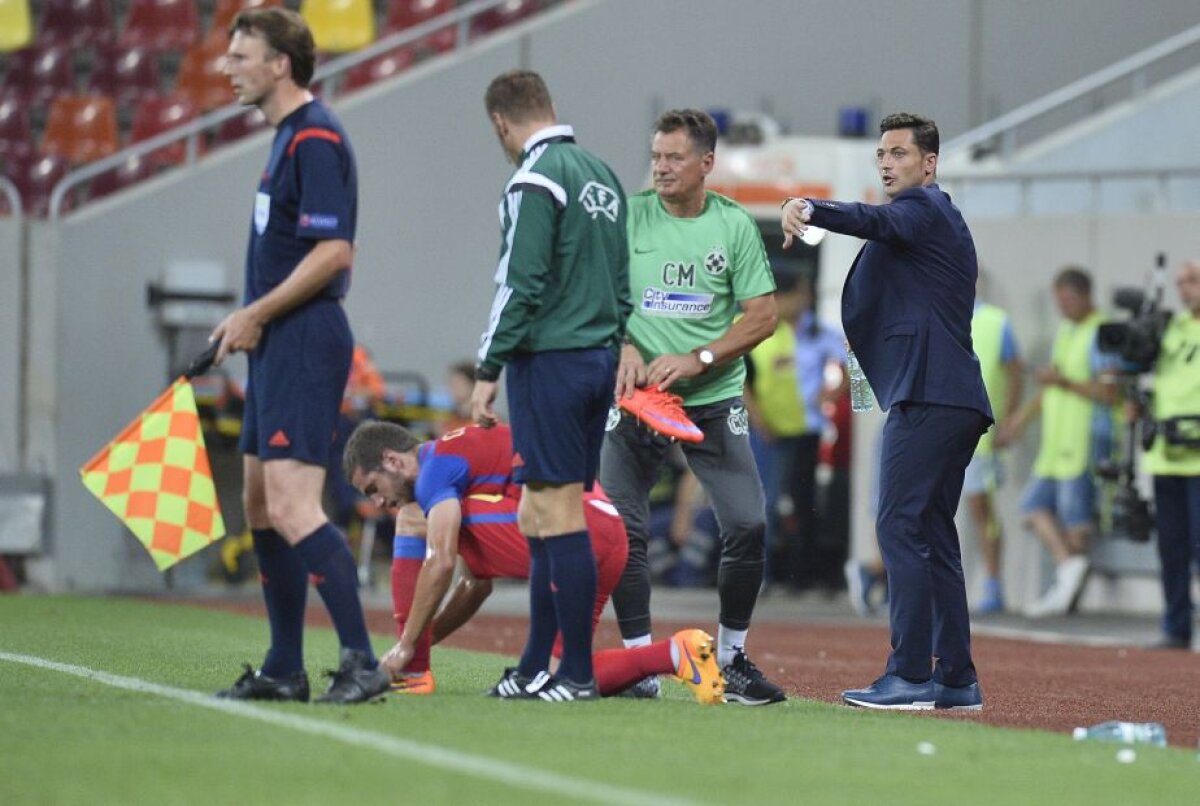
[239,299,352,466]
[1020,473,1095,529]
[506,347,615,488]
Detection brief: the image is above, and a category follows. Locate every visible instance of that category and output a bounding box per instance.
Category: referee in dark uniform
[470,70,630,701]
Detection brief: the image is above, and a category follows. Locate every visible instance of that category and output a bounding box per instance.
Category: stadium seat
[86,46,162,111]
[176,34,233,111]
[3,151,73,216]
[470,0,539,38]
[340,46,417,94]
[210,0,282,36]
[41,94,121,165]
[0,0,34,51]
[0,97,34,162]
[37,0,114,49]
[384,0,457,55]
[89,152,157,201]
[131,93,200,167]
[212,106,267,147]
[120,0,201,52]
[0,46,76,108]
[300,0,375,54]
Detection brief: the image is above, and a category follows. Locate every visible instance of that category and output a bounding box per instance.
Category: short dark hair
[654,109,718,155]
[231,8,316,88]
[1054,265,1092,296]
[485,70,555,123]
[880,112,939,155]
[449,360,476,382]
[342,420,420,483]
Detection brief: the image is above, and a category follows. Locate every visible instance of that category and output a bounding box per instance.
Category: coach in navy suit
[782,113,992,710]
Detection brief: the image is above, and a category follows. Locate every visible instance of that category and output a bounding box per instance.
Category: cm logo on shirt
[662,261,697,288]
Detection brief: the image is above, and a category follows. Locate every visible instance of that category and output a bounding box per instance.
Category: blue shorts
[239,299,352,466]
[962,452,1004,496]
[1020,473,1095,529]
[506,348,616,488]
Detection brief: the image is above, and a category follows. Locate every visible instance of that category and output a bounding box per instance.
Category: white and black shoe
[722,649,786,706]
[536,675,599,702]
[486,667,548,699]
[618,675,661,699]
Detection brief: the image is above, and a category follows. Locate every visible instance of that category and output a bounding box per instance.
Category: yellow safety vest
[1144,312,1200,476]
[1033,312,1105,479]
[748,321,808,438]
[972,303,1010,457]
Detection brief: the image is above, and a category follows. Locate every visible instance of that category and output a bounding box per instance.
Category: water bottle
[1072,721,1167,747]
[845,350,874,413]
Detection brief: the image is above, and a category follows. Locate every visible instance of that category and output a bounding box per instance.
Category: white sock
[668,639,680,669]
[623,634,652,649]
[717,626,747,668]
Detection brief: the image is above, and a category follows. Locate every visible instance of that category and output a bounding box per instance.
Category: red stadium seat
[340,46,417,93]
[3,151,73,216]
[86,45,162,110]
[0,46,76,108]
[120,0,201,52]
[131,93,200,167]
[41,94,121,165]
[212,106,267,147]
[0,97,34,162]
[384,0,457,55]
[470,0,539,38]
[89,152,158,201]
[210,0,282,37]
[176,33,233,111]
[37,0,115,49]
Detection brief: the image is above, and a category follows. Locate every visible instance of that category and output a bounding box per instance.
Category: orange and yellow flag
[80,378,226,571]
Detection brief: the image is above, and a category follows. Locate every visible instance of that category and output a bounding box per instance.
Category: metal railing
[940,165,1200,215]
[943,23,1200,161]
[48,0,558,220]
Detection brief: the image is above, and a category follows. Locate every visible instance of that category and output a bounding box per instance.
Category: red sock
[390,555,432,673]
[593,640,674,696]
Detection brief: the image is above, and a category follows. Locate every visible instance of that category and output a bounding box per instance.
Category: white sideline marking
[0,651,700,806]
[971,624,1131,648]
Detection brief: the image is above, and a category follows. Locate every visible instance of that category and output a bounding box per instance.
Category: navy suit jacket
[807,184,992,422]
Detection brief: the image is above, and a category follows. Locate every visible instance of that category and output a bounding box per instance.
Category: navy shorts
[506,348,616,488]
[239,299,352,466]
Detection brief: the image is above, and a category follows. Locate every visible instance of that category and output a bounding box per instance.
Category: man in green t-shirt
[599,109,785,705]
[999,267,1119,617]
[1140,259,1200,649]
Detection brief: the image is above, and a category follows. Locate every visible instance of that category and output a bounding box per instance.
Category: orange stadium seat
[41,94,121,165]
[300,0,375,54]
[340,45,417,93]
[86,45,162,110]
[131,93,200,167]
[37,0,114,49]
[176,34,233,111]
[0,0,34,51]
[0,46,76,107]
[120,0,200,52]
[470,0,539,37]
[0,97,34,162]
[210,0,282,36]
[385,0,457,55]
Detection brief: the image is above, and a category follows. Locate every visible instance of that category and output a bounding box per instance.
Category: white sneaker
[1056,555,1090,613]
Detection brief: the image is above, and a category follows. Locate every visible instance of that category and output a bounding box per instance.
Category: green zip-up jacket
[476,125,630,380]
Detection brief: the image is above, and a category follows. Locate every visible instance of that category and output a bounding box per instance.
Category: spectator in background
[439,359,477,434]
[998,266,1119,618]
[964,270,1024,613]
[789,273,848,591]
[744,270,808,591]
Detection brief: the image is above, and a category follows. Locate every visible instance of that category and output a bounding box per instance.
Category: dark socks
[252,528,307,677]
[545,531,597,685]
[517,538,558,678]
[293,522,375,663]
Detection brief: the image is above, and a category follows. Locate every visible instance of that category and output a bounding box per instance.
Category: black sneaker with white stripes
[486,667,546,699]
[721,649,786,706]
[618,675,661,699]
[536,675,599,702]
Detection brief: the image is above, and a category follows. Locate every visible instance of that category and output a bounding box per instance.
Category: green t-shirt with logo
[1144,312,1200,476]
[626,190,775,406]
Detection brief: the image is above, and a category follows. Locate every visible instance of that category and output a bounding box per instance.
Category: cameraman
[1140,260,1200,650]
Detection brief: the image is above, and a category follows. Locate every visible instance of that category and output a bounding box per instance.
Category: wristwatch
[693,347,715,373]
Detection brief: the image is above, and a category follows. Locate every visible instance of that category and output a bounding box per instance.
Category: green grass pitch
[1,597,1195,805]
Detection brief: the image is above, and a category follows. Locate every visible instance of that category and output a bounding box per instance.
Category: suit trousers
[877,401,985,686]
